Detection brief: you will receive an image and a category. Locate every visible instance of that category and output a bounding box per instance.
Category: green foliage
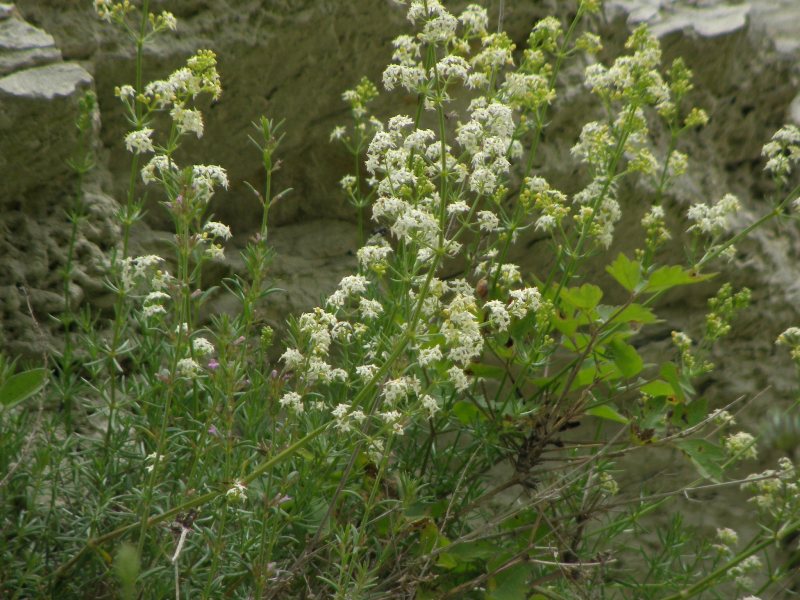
[2,1,800,599]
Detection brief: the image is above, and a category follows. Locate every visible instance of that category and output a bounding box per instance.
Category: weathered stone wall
[0,2,117,356]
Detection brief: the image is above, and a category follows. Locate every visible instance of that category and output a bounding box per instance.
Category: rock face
[2,0,800,397]
[0,4,118,356]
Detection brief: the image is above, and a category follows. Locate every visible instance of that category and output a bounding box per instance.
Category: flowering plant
[2,1,800,598]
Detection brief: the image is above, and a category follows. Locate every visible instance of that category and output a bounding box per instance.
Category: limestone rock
[0,6,118,357]
[0,62,94,201]
[0,12,59,75]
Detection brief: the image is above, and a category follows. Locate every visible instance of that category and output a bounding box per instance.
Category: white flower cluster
[456,99,516,196]
[281,308,349,385]
[583,25,668,110]
[776,326,800,363]
[170,106,204,138]
[573,178,621,249]
[687,193,740,236]
[143,49,221,110]
[143,290,170,318]
[176,357,201,377]
[121,254,164,292]
[124,128,155,155]
[723,431,758,461]
[762,124,800,183]
[741,457,797,511]
[226,480,247,503]
[192,337,214,356]
[141,158,228,205]
[327,275,369,308]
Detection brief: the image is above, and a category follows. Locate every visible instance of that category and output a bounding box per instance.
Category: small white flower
[332,403,350,419]
[723,431,758,461]
[418,346,442,367]
[436,55,470,80]
[171,106,204,138]
[176,357,201,377]
[330,126,346,141]
[421,394,439,417]
[716,528,739,547]
[339,275,369,296]
[192,337,214,356]
[459,4,488,36]
[192,164,229,191]
[356,364,379,379]
[484,300,510,331]
[476,210,500,232]
[142,304,166,317]
[160,11,177,31]
[447,201,470,216]
[124,128,155,154]
[508,287,542,318]
[280,348,304,369]
[448,366,470,392]
[116,84,136,100]
[226,480,247,502]
[359,298,383,319]
[144,451,162,473]
[203,221,232,241]
[279,391,304,413]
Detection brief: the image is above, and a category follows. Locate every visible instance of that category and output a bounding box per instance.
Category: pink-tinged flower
[272,493,292,506]
[233,335,246,345]
[208,424,219,436]
[208,358,220,370]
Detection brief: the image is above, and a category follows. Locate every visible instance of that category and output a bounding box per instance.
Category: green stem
[661,518,800,600]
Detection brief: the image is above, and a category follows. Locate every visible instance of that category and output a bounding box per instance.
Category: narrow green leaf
[606,253,641,291]
[0,367,48,409]
[586,404,629,424]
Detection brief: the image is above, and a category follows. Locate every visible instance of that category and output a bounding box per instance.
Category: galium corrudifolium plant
[3,0,800,598]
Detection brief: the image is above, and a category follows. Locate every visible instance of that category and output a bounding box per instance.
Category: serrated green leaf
[561,284,603,311]
[452,401,482,425]
[607,303,659,326]
[469,363,506,381]
[436,552,458,569]
[640,379,673,398]
[446,540,497,562]
[645,266,715,293]
[671,397,708,428]
[659,362,685,403]
[586,404,629,424]
[562,332,593,353]
[487,563,530,600]
[0,367,48,410]
[675,439,725,482]
[607,337,643,378]
[606,253,641,292]
[553,313,578,337]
